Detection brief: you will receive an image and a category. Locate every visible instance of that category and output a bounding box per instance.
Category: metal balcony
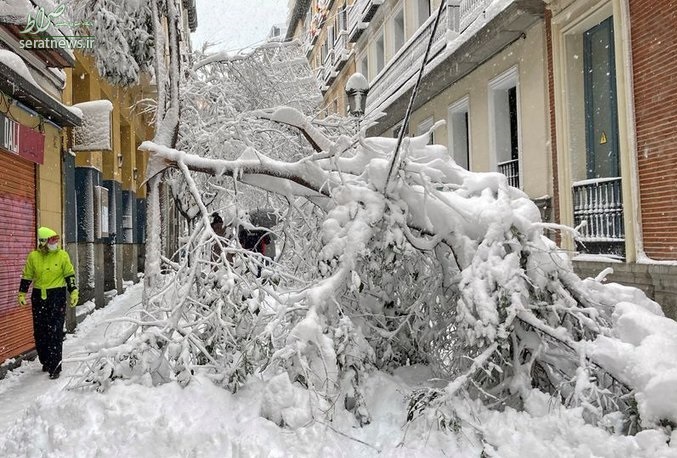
[460,0,490,31]
[498,158,519,188]
[364,0,546,136]
[366,2,450,114]
[333,31,350,72]
[572,177,625,257]
[348,0,384,42]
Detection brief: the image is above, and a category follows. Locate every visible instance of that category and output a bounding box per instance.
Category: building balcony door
[574,16,624,256]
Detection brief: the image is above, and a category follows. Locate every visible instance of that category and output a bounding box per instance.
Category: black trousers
[31,287,67,375]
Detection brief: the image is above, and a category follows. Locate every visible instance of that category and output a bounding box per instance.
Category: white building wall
[406,22,551,199]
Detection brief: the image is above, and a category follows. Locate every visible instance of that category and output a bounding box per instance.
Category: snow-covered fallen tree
[62,31,677,440]
[67,99,677,436]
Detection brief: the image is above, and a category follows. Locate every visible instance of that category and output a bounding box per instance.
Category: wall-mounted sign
[0,112,45,164]
[1,113,19,154]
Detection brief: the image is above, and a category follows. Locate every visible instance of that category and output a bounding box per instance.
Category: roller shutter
[0,151,37,362]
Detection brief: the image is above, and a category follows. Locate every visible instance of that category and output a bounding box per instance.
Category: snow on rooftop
[0,0,32,24]
[0,49,39,87]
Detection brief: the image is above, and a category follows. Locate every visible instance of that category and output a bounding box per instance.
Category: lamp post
[345,72,369,128]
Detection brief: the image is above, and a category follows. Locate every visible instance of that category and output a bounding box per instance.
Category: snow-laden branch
[139,140,337,198]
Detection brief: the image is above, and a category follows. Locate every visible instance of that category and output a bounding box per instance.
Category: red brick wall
[545,10,561,234]
[630,0,677,260]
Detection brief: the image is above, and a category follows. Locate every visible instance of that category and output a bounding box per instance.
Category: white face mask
[47,243,58,251]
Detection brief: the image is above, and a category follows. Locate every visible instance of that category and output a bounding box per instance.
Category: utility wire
[383,0,446,194]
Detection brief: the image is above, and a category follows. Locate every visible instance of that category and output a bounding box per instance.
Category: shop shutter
[0,151,37,362]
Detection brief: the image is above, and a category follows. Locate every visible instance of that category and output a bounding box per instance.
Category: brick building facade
[548,0,677,318]
[629,0,677,260]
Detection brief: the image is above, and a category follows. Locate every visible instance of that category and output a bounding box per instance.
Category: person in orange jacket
[17,227,78,379]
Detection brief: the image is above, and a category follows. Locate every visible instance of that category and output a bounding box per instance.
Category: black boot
[49,371,60,380]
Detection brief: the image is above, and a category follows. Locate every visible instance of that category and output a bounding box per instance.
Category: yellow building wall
[407,22,551,199]
[36,124,63,232]
[324,59,356,115]
[72,55,104,171]
[67,52,153,194]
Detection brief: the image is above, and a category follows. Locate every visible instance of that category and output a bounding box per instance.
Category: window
[416,116,434,145]
[392,123,403,138]
[546,0,640,258]
[327,26,334,47]
[393,8,405,54]
[359,54,369,81]
[338,5,347,32]
[321,40,328,63]
[417,0,431,27]
[375,31,385,74]
[489,67,520,188]
[448,97,471,170]
[556,10,625,256]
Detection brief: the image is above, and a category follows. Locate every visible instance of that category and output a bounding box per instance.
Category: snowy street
[0,284,676,457]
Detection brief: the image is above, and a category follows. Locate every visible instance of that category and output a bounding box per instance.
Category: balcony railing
[366,1,538,117]
[460,0,490,31]
[572,177,625,256]
[333,31,349,71]
[366,2,450,113]
[324,49,336,82]
[497,158,519,188]
[348,0,384,42]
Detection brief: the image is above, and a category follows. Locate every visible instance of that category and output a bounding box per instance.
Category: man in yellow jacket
[17,227,78,379]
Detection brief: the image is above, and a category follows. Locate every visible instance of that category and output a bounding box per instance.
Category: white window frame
[392,122,404,139]
[448,96,471,170]
[488,66,521,186]
[417,0,431,28]
[392,6,405,55]
[416,116,435,144]
[374,27,385,76]
[358,52,369,81]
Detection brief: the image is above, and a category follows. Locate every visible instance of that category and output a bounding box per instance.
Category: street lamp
[345,72,369,118]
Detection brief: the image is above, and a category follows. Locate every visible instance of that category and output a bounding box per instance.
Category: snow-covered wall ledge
[71,100,113,151]
[573,258,677,320]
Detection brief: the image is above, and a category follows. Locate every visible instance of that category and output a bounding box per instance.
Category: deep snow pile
[2,282,677,456]
[582,279,677,426]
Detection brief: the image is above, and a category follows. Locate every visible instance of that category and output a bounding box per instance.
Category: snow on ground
[1,284,676,457]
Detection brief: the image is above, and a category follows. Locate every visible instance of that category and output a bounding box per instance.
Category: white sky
[190,0,289,53]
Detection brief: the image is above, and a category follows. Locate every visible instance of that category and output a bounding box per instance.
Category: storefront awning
[0,59,81,128]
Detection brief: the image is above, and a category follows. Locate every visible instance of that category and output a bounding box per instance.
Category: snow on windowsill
[572,253,623,264]
[636,253,677,266]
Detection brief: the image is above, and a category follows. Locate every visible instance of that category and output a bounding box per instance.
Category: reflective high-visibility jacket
[20,249,76,299]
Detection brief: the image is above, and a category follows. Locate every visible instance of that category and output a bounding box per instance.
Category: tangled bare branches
[66,41,671,436]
